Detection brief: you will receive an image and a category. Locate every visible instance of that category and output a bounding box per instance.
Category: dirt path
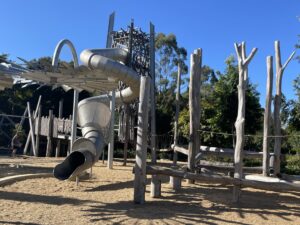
[0,157,300,225]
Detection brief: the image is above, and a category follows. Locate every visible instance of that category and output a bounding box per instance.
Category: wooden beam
[172,145,189,155]
[145,165,300,192]
[23,96,42,155]
[26,102,37,156]
[35,106,42,156]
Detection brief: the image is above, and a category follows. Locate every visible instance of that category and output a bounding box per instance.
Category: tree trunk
[233,42,257,202]
[273,40,295,176]
[262,56,273,176]
[134,75,150,204]
[188,49,202,183]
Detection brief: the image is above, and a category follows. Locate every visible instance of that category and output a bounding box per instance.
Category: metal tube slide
[53,48,140,180]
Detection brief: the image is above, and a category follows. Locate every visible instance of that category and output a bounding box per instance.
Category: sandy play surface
[0,157,300,225]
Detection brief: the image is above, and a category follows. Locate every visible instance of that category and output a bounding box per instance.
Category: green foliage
[155,33,188,135]
[177,56,263,149]
[283,154,300,175]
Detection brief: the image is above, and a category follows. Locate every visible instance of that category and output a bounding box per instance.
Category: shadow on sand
[81,180,300,225]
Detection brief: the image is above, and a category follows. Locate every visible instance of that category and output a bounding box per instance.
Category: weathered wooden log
[46,110,53,157]
[150,174,161,198]
[172,145,189,155]
[145,165,300,192]
[273,41,295,176]
[134,75,150,204]
[55,99,63,157]
[174,144,274,159]
[108,90,115,169]
[262,56,273,176]
[173,63,182,165]
[107,13,115,169]
[233,42,257,202]
[123,104,129,166]
[26,102,37,156]
[171,64,182,194]
[188,49,202,178]
[23,96,42,155]
[150,22,157,164]
[35,106,42,156]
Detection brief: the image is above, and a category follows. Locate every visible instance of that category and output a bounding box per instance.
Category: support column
[170,63,182,189]
[55,99,63,157]
[70,90,78,152]
[262,56,273,176]
[233,42,257,202]
[134,76,150,204]
[150,22,157,164]
[187,49,202,184]
[107,11,115,168]
[273,41,295,176]
[108,91,115,169]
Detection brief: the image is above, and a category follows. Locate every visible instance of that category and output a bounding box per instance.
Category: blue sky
[0,0,299,106]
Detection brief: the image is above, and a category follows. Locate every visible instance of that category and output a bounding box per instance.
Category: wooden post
[150,175,161,198]
[187,49,202,184]
[173,63,181,163]
[170,63,182,189]
[46,110,54,157]
[273,40,295,176]
[123,104,130,166]
[262,56,273,176]
[23,96,42,155]
[134,75,150,204]
[106,11,115,169]
[55,99,63,157]
[35,105,42,156]
[70,90,78,151]
[233,42,257,202]
[106,12,115,49]
[26,102,37,156]
[150,22,157,164]
[108,90,115,169]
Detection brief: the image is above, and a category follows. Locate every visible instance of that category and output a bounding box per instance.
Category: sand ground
[0,157,300,225]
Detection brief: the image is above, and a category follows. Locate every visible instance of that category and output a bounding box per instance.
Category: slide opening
[53,151,85,180]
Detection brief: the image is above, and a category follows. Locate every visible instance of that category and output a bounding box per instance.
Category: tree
[178,56,263,149]
[155,33,188,135]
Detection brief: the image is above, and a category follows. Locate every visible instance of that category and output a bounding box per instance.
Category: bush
[282,154,300,175]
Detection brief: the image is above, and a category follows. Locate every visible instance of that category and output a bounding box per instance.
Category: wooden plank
[173,145,189,155]
[145,165,300,192]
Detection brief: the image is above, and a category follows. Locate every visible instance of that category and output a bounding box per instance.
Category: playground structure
[0,12,300,205]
